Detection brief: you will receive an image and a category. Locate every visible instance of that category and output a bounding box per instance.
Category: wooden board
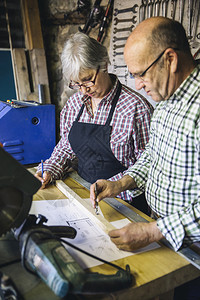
[29,48,51,103]
[21,0,44,50]
[12,48,31,100]
[31,173,200,300]
[56,180,115,234]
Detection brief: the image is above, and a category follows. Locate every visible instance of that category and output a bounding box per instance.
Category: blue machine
[0,100,56,165]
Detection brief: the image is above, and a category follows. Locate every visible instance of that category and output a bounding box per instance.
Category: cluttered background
[1,0,200,144]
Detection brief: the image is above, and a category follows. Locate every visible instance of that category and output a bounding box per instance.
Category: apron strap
[75,102,85,121]
[105,81,122,126]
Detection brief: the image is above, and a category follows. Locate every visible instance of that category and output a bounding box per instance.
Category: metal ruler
[68,171,147,223]
[68,172,200,270]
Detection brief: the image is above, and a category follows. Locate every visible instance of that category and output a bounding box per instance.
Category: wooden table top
[32,175,200,300]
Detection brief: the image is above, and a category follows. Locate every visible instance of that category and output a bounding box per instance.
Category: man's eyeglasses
[69,66,100,90]
[129,48,179,80]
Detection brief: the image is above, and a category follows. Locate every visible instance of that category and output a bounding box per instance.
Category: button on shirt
[126,63,200,251]
[38,75,153,202]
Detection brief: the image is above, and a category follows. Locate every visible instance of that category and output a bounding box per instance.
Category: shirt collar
[168,60,200,104]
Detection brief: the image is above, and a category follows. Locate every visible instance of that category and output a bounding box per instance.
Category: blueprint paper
[30,199,159,269]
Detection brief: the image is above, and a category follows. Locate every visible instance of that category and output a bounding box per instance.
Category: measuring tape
[68,171,200,270]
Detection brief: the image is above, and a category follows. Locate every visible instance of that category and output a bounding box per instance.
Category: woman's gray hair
[61,32,110,82]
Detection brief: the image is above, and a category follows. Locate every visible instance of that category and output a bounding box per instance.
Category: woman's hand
[35,171,52,189]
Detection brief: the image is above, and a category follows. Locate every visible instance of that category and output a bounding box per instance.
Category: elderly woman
[35,32,153,213]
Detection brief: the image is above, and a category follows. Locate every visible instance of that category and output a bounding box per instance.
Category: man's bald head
[124,17,191,65]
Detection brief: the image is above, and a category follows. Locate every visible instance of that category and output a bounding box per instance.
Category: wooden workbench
[30,176,200,300]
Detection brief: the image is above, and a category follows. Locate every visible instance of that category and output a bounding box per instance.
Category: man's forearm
[118,174,138,192]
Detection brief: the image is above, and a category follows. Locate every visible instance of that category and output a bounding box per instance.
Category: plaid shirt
[126,63,200,251]
[38,75,153,201]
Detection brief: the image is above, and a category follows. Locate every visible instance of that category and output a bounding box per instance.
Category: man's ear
[103,63,108,72]
[165,48,178,73]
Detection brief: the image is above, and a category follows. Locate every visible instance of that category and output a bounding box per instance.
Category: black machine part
[0,271,24,300]
[0,147,41,236]
[0,147,134,298]
[15,215,133,297]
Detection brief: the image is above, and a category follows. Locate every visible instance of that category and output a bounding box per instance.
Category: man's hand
[90,175,137,208]
[35,171,52,189]
[90,179,121,208]
[108,222,164,251]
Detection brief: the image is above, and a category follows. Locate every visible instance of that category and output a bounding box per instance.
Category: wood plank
[12,48,30,100]
[20,0,51,103]
[20,0,44,50]
[55,180,115,234]
[29,48,51,103]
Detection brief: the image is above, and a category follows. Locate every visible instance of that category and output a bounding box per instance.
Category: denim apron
[68,82,127,183]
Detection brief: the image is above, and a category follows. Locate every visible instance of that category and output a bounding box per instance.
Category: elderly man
[90,17,200,299]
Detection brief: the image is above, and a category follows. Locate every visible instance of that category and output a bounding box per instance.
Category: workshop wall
[38,0,200,138]
[38,0,112,124]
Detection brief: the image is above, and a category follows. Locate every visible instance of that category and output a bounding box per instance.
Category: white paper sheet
[30,199,159,269]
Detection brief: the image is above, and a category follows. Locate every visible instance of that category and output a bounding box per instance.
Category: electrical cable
[58,237,125,271]
[21,229,127,276]
[0,259,21,269]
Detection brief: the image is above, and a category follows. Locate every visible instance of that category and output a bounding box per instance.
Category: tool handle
[83,265,134,293]
[20,226,133,297]
[97,0,114,42]
[47,225,77,239]
[79,0,102,33]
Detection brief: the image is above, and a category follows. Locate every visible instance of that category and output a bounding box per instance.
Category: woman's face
[71,67,112,99]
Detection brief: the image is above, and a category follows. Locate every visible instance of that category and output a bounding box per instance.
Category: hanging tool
[113,51,124,56]
[114,4,139,16]
[191,0,198,35]
[114,16,137,25]
[139,0,147,22]
[64,0,90,20]
[179,0,185,24]
[79,0,103,34]
[113,64,127,70]
[147,0,155,18]
[97,0,114,42]
[113,43,126,50]
[162,0,169,17]
[187,0,193,38]
[113,25,135,34]
[154,0,161,16]
[171,0,178,19]
[189,0,200,48]
[113,35,129,43]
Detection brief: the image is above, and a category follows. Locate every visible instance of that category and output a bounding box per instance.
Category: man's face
[124,44,171,102]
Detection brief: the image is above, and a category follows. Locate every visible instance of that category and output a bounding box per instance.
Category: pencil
[41,160,44,179]
[95,182,99,215]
